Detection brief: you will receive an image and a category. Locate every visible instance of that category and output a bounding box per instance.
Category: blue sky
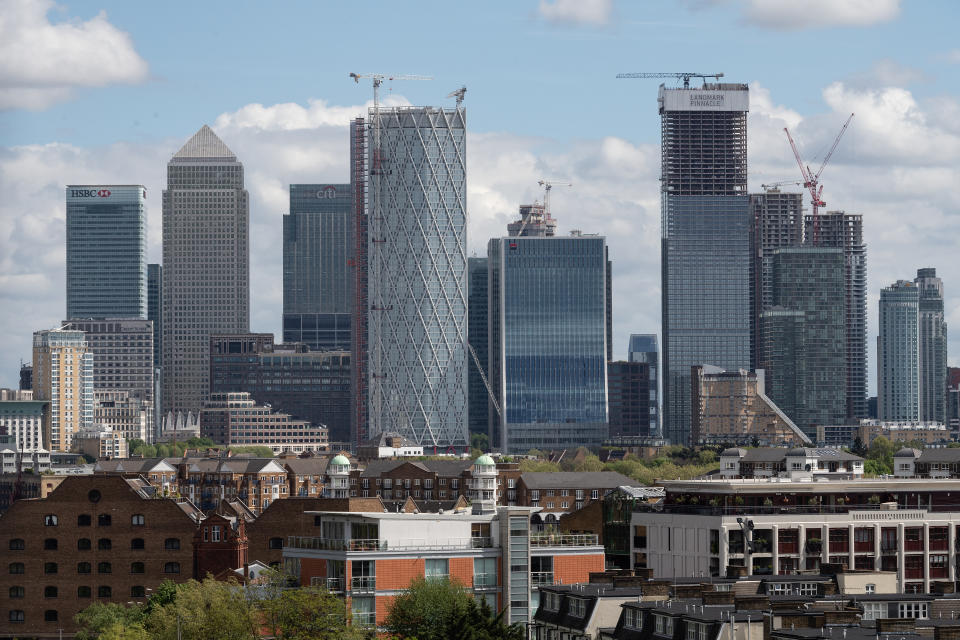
[2,0,960,395]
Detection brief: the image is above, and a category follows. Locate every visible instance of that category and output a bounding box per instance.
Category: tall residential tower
[915,268,947,423]
[878,280,920,421]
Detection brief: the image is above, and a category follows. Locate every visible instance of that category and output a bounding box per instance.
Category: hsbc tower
[65,184,148,319]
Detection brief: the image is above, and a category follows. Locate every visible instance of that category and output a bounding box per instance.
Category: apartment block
[32,329,94,452]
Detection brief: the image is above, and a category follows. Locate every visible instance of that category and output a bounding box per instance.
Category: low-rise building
[516,471,639,525]
[893,447,960,478]
[353,458,472,502]
[719,447,864,479]
[201,392,329,455]
[818,420,953,447]
[0,399,46,452]
[356,431,424,458]
[94,390,152,444]
[73,424,128,459]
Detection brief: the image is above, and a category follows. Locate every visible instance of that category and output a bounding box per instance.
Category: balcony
[352,612,375,628]
[474,573,498,588]
[317,577,344,591]
[531,572,554,587]
[287,536,494,552]
[351,576,376,592]
[530,533,599,548]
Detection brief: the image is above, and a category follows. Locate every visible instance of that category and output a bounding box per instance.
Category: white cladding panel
[660,88,749,112]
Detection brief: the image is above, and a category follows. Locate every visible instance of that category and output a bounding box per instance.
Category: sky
[1,0,960,394]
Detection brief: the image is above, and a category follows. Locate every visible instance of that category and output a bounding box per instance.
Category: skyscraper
[808,210,867,421]
[751,189,804,368]
[468,256,489,439]
[489,226,609,453]
[162,125,249,413]
[32,328,94,452]
[350,118,369,446]
[761,247,846,435]
[915,267,947,423]
[282,184,353,351]
[65,185,147,319]
[365,106,468,448]
[147,264,162,368]
[627,334,660,436]
[878,280,920,421]
[660,81,752,445]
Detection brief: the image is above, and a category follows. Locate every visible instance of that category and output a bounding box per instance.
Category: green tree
[573,454,604,472]
[384,578,473,640]
[75,602,144,640]
[470,431,489,451]
[519,459,560,472]
[144,577,257,640]
[447,596,525,640]
[259,584,363,640]
[186,436,215,448]
[850,436,868,457]
[99,621,151,640]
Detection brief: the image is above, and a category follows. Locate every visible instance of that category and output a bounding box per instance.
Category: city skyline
[2,1,960,397]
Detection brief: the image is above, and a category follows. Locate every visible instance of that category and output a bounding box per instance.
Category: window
[98,538,112,550]
[44,562,57,574]
[44,586,58,598]
[9,586,24,599]
[98,562,111,574]
[352,596,375,627]
[899,602,928,619]
[474,557,497,587]
[78,562,91,574]
[164,562,181,574]
[131,586,146,598]
[78,586,91,598]
[8,538,24,550]
[130,562,145,574]
[624,608,642,630]
[655,615,675,636]
[269,537,283,550]
[165,538,180,550]
[44,514,58,526]
[78,514,91,526]
[131,538,145,550]
[131,514,145,526]
[78,538,92,550]
[212,526,221,542]
[591,489,599,500]
[544,592,561,611]
[45,610,58,622]
[569,598,587,618]
[865,584,876,594]
[425,558,449,580]
[98,586,112,598]
[9,610,24,623]
[687,621,709,640]
[98,514,111,527]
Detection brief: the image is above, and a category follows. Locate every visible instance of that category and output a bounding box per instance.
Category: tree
[384,578,473,640]
[470,431,489,451]
[99,622,151,640]
[143,577,257,640]
[519,459,560,472]
[75,603,144,640]
[447,596,525,640]
[260,585,362,640]
[850,436,867,457]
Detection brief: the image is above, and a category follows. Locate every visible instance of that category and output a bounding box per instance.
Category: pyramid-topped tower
[173,124,237,160]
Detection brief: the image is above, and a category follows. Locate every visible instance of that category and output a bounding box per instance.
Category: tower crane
[348,72,433,161]
[616,72,725,88]
[760,180,804,191]
[446,85,466,108]
[783,112,854,245]
[537,179,571,218]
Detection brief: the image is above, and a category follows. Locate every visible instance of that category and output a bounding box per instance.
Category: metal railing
[351,576,376,592]
[530,533,599,547]
[473,573,497,588]
[531,571,554,586]
[287,536,494,552]
[352,612,376,627]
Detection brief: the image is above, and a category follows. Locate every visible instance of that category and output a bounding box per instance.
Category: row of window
[9,561,180,574]
[10,537,180,551]
[9,585,146,599]
[44,514,146,526]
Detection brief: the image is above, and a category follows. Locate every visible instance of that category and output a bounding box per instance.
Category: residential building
[0,400,46,452]
[468,256,489,439]
[200,392,329,456]
[0,473,64,512]
[0,435,51,474]
[761,247,847,434]
[93,391,151,443]
[915,268,947,424]
[489,228,610,453]
[162,125,249,414]
[72,425,128,459]
[607,361,653,438]
[65,185,147,319]
[282,183,353,352]
[356,431,424,459]
[32,328,94,452]
[878,280,920,421]
[365,106,468,449]
[817,420,953,448]
[63,318,154,438]
[809,211,867,421]
[949,367,960,432]
[893,448,960,478]
[718,447,863,479]
[534,583,653,640]
[630,475,960,592]
[354,458,472,503]
[515,471,638,523]
[208,334,351,443]
[627,334,659,436]
[660,82,752,445]
[751,189,804,369]
[691,366,810,446]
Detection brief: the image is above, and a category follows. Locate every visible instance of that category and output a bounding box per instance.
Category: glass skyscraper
[147,264,162,367]
[627,334,660,436]
[282,184,353,351]
[659,80,751,445]
[468,257,489,439]
[915,268,947,423]
[488,233,609,453]
[65,185,147,319]
[878,280,921,421]
[365,106,468,448]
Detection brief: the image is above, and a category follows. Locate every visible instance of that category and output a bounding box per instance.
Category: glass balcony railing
[531,571,554,587]
[351,576,376,592]
[327,577,345,591]
[529,533,599,547]
[473,573,497,588]
[352,612,376,627]
[287,536,493,552]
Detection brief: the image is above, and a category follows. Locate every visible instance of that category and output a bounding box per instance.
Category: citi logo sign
[316,186,337,199]
[70,189,111,198]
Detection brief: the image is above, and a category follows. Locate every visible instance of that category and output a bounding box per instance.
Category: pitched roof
[520,471,639,489]
[283,457,330,475]
[419,459,472,475]
[358,459,419,477]
[915,448,960,463]
[172,125,236,160]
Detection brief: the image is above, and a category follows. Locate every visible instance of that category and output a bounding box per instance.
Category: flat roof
[661,477,960,492]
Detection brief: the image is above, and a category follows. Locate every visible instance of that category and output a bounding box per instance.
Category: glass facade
[878,280,920,421]
[468,257,489,438]
[147,264,162,368]
[915,268,947,423]
[366,107,468,448]
[65,185,147,319]
[282,184,353,351]
[489,235,609,453]
[628,333,659,435]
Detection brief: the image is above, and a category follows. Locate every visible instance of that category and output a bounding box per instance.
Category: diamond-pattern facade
[367,107,468,448]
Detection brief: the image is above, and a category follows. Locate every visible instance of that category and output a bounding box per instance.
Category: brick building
[353,459,473,502]
[515,471,638,524]
[194,512,248,579]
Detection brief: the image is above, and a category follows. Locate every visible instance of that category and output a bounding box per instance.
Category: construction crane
[446,85,466,108]
[760,180,804,191]
[537,179,571,217]
[784,112,854,244]
[348,72,432,159]
[616,72,724,88]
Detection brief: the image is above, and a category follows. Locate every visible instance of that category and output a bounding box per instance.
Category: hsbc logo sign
[315,186,337,199]
[70,189,112,198]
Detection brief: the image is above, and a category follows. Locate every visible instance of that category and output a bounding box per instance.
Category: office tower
[807,210,867,420]
[878,280,920,421]
[660,81,752,445]
[66,185,147,319]
[147,264,162,367]
[468,257,489,439]
[350,118,369,446]
[62,318,154,441]
[282,184,353,351]
[948,367,960,431]
[489,225,609,453]
[751,189,804,368]
[915,268,947,423]
[18,364,31,391]
[162,125,249,414]
[92,391,151,444]
[628,334,660,436]
[209,334,351,444]
[365,106,468,448]
[761,247,846,435]
[607,361,651,438]
[32,329,94,452]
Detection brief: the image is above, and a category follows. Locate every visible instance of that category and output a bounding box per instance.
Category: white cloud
[943,50,960,64]
[0,0,148,110]
[538,0,612,25]
[741,0,900,29]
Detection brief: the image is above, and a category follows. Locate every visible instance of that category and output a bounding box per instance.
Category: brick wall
[375,558,425,590]
[449,556,475,588]
[553,553,605,585]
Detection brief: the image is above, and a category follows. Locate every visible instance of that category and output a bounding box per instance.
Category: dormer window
[624,608,643,630]
[569,597,586,618]
[655,614,675,636]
